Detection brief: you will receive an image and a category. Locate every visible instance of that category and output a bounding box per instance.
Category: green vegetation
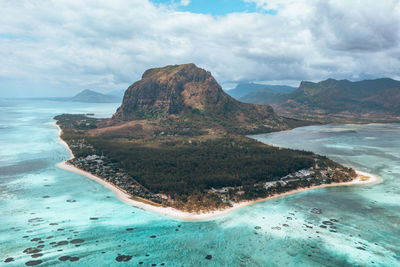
[55,114,356,212]
[273,78,400,123]
[89,136,315,194]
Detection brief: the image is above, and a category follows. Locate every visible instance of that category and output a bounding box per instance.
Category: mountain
[111,63,292,134]
[55,64,355,212]
[240,91,289,105]
[272,78,400,122]
[71,89,121,103]
[227,83,296,99]
[107,89,125,100]
[227,83,268,99]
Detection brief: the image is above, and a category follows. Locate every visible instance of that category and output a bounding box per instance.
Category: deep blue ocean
[0,99,399,266]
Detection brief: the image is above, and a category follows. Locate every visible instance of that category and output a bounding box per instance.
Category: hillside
[227,82,295,99]
[272,78,400,122]
[71,89,121,103]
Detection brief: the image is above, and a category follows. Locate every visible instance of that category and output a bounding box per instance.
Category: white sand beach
[53,122,381,221]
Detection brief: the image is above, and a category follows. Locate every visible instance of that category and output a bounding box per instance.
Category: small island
[54,64,376,220]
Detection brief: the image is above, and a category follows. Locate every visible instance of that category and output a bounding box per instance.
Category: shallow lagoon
[1,99,399,266]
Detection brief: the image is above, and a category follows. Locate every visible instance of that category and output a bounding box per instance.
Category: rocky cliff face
[113,64,226,120]
[112,64,288,134]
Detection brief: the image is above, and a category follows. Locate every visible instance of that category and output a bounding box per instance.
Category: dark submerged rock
[4,257,14,263]
[70,239,84,244]
[25,260,43,266]
[311,208,322,214]
[205,255,212,260]
[115,255,132,262]
[69,257,79,262]
[23,248,42,254]
[58,256,70,261]
[31,254,43,258]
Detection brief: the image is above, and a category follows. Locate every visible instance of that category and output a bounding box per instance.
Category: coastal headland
[53,64,380,220]
[53,122,380,221]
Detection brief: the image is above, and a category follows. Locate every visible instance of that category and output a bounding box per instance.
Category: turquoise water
[1,99,399,266]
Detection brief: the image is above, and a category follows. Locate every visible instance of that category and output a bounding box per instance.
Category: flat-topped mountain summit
[111,63,293,135]
[114,63,225,119]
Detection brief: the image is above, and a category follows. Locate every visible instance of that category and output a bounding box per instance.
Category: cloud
[309,0,400,52]
[180,0,191,6]
[0,0,399,97]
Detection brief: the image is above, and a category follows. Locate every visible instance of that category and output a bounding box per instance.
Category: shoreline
[53,122,381,221]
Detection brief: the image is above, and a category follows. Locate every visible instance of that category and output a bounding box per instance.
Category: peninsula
[54,64,376,219]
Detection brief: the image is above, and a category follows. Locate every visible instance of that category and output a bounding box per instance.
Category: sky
[0,0,400,97]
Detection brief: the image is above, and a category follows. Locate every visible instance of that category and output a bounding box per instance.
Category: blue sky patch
[0,33,15,39]
[0,33,40,42]
[151,0,276,16]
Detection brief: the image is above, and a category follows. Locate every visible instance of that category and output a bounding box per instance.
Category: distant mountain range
[106,89,125,99]
[239,91,289,105]
[226,82,296,99]
[70,89,121,103]
[25,89,123,103]
[239,78,400,122]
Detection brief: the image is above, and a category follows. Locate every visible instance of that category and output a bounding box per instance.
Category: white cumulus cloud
[0,0,399,97]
